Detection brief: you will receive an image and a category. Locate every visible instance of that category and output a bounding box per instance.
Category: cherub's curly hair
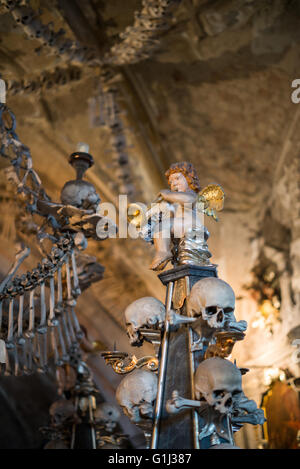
[165,162,201,193]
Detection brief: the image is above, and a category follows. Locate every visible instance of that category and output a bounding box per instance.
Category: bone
[17,294,24,340]
[0,78,5,103]
[50,326,62,366]
[69,306,83,339]
[168,310,197,328]
[48,276,57,326]
[65,308,76,344]
[71,251,81,298]
[28,289,35,336]
[0,300,2,333]
[56,267,63,305]
[36,282,47,370]
[5,346,14,376]
[0,338,6,365]
[5,298,17,376]
[166,390,201,415]
[60,310,72,350]
[7,298,14,344]
[39,282,47,332]
[24,289,36,373]
[16,294,25,375]
[56,318,69,363]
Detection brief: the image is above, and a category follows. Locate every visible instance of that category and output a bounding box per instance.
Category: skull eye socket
[223,307,234,314]
[206,306,218,315]
[232,390,242,397]
[213,389,225,398]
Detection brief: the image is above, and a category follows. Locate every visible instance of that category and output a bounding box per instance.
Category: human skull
[116,369,158,423]
[60,180,100,211]
[194,358,243,415]
[124,297,165,346]
[49,399,76,426]
[95,402,121,433]
[188,278,235,333]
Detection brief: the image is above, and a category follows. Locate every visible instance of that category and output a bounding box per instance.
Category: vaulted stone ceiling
[0,0,299,447]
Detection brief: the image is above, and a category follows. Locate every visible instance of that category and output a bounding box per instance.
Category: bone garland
[2,0,182,68]
[1,1,99,65]
[0,103,93,238]
[6,66,83,96]
[0,237,74,301]
[0,102,49,218]
[104,0,182,66]
[97,70,136,198]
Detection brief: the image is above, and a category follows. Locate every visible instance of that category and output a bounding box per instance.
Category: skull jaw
[191,318,218,341]
[126,318,162,346]
[104,421,117,433]
[126,325,143,347]
[123,405,142,423]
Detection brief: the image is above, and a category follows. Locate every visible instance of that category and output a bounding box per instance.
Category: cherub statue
[129,162,224,271]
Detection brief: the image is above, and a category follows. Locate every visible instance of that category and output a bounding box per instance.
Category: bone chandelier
[0,83,125,449]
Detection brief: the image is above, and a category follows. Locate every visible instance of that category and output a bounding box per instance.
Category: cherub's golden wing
[197,184,225,221]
